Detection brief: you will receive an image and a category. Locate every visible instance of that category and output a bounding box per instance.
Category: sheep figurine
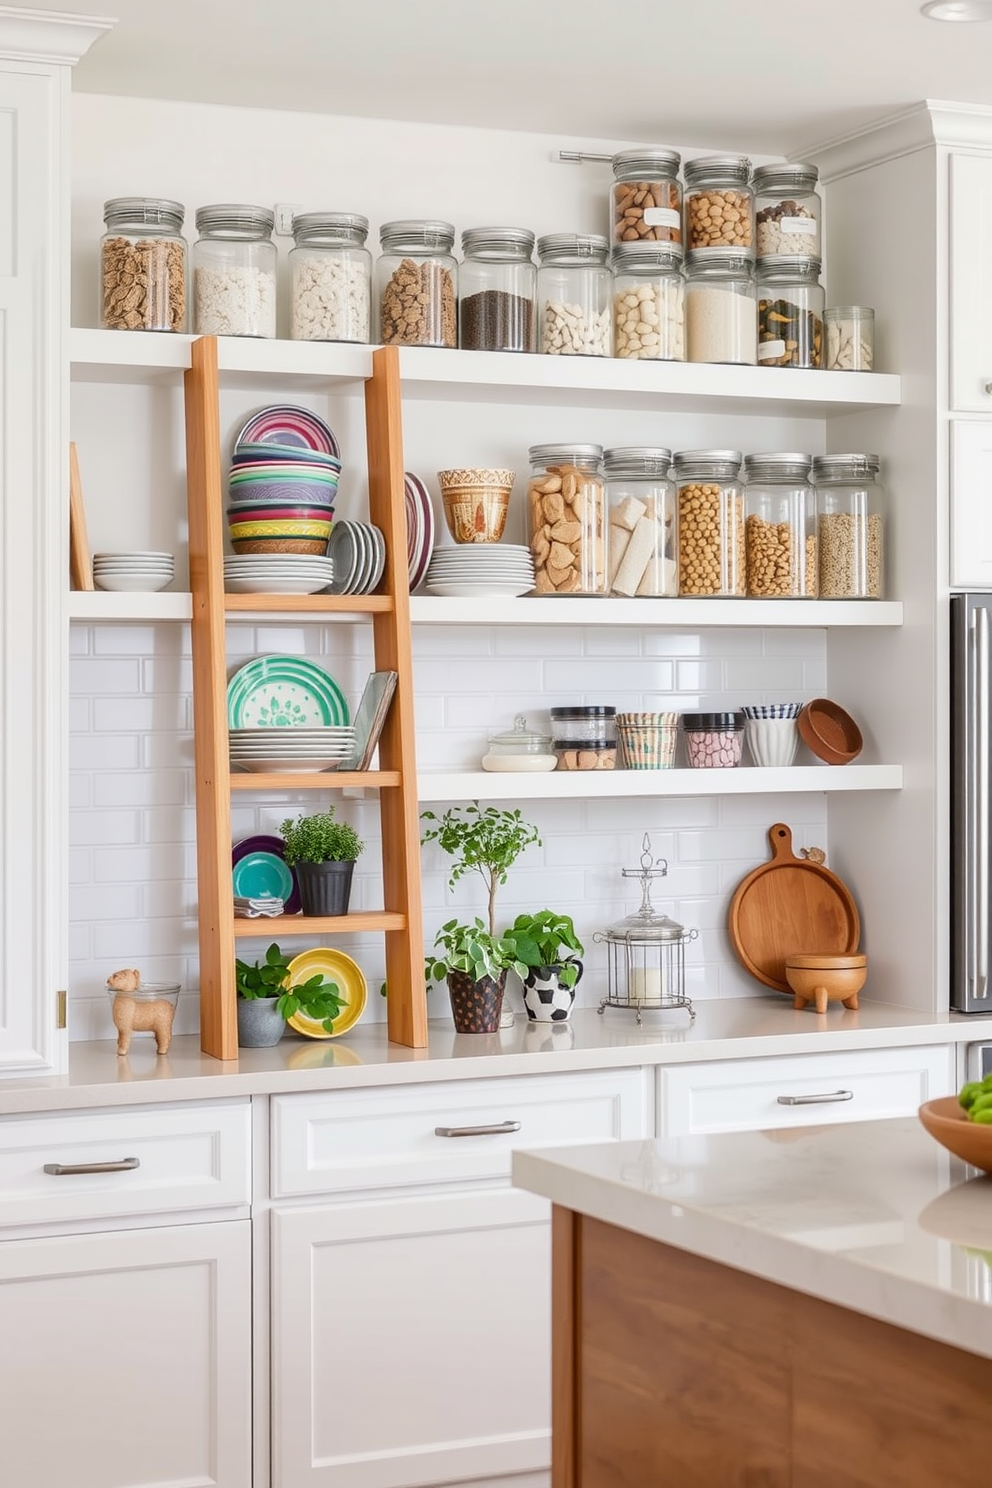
[107,969,175,1056]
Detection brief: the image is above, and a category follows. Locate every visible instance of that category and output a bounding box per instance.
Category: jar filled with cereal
[536,234,612,356]
[610,148,682,245]
[290,212,372,342]
[743,453,817,598]
[376,220,457,348]
[192,204,276,338]
[683,155,754,255]
[604,447,677,597]
[528,444,607,595]
[756,256,824,368]
[754,163,821,258]
[672,449,745,597]
[101,197,187,332]
[811,453,886,599]
[611,243,684,361]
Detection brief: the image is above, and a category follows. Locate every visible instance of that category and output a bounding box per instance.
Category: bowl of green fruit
[918,1075,992,1174]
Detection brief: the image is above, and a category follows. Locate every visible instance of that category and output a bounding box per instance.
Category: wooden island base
[552,1206,992,1488]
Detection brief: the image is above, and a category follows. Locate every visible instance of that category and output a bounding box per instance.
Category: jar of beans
[290,212,372,343]
[610,148,682,245]
[683,155,754,254]
[604,447,677,597]
[685,250,756,365]
[536,234,612,357]
[743,453,817,599]
[757,256,824,368]
[753,163,821,258]
[459,227,536,352]
[528,444,607,595]
[611,243,684,361]
[681,712,745,768]
[100,197,187,332]
[376,220,457,348]
[672,449,745,597]
[192,205,276,337]
[811,453,886,599]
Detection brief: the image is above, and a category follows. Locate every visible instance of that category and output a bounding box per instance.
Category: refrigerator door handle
[971,605,990,998]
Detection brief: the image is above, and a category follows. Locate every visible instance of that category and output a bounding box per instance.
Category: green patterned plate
[227,655,350,729]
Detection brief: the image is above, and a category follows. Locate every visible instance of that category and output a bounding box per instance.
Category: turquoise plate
[227,655,350,729]
[232,851,294,903]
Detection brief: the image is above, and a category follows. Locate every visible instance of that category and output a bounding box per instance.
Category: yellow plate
[228,519,333,539]
[284,947,368,1038]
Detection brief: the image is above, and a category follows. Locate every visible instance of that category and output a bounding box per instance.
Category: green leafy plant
[420,802,541,936]
[280,808,365,867]
[235,942,292,1001]
[235,941,345,1033]
[506,909,585,989]
[424,917,528,986]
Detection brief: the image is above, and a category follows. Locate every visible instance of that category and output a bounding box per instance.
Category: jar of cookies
[100,197,187,332]
[683,156,754,256]
[610,148,682,245]
[743,453,817,598]
[672,449,745,597]
[376,220,457,348]
[527,444,607,596]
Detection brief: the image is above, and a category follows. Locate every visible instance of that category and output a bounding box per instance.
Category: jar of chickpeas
[672,449,745,597]
[683,155,754,256]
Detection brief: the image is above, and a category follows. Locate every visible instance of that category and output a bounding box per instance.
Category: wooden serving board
[728,822,861,992]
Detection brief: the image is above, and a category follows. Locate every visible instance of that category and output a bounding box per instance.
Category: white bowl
[95,572,174,592]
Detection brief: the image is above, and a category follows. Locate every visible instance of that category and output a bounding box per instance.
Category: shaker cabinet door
[950,153,992,413]
[950,419,992,587]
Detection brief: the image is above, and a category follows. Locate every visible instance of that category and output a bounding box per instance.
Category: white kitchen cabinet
[950,418,992,586]
[950,152,992,413]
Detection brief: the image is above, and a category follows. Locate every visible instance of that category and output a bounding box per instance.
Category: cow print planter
[447,970,506,1034]
[521,961,583,1023]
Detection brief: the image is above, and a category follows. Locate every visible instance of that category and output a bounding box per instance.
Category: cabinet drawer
[271,1069,649,1198]
[0,1099,251,1228]
[659,1046,954,1136]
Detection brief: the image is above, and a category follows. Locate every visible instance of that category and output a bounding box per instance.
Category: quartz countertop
[513,1117,992,1359]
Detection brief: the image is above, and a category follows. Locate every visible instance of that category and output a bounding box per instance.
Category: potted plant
[235,942,346,1047]
[280,809,365,917]
[506,909,585,1023]
[425,917,528,1035]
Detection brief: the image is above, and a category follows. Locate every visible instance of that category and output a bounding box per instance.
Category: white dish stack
[93,551,175,592]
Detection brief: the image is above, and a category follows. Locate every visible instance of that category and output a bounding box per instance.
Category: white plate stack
[223,554,336,595]
[424,543,535,598]
[93,551,175,592]
[229,726,357,774]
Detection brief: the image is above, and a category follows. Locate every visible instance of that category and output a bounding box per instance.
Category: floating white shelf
[416,765,903,802]
[69,328,372,386]
[67,591,194,622]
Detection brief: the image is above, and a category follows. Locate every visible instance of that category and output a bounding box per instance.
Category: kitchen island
[513,1118,992,1487]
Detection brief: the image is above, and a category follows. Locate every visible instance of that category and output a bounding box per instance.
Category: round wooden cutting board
[728,822,861,992]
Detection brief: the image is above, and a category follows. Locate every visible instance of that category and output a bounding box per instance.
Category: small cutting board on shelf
[68,442,94,591]
[728,821,861,992]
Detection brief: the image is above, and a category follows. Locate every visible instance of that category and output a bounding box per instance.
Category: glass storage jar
[825,305,875,371]
[458,227,536,352]
[610,148,682,245]
[100,197,187,332]
[611,243,684,361]
[290,212,372,343]
[481,715,556,773]
[192,204,276,338]
[811,453,886,599]
[604,446,677,597]
[753,163,821,258]
[757,256,824,368]
[681,712,745,767]
[550,706,617,771]
[685,250,756,364]
[683,155,754,254]
[528,444,607,595]
[536,234,612,356]
[673,449,745,597]
[743,453,817,598]
[376,220,457,348]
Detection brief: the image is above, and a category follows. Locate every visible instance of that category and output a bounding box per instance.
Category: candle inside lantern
[629,966,667,1005]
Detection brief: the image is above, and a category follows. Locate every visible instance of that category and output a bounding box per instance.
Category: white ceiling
[36,0,992,152]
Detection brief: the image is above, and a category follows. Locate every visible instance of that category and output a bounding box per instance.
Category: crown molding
[808,99,992,182]
[0,7,113,66]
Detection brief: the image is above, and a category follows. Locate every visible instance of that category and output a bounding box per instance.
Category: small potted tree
[235,942,345,1047]
[506,909,585,1023]
[280,809,365,917]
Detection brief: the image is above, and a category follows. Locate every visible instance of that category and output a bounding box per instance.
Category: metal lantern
[595,834,697,1021]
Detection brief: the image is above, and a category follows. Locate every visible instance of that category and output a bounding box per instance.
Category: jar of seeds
[611,243,684,361]
[192,204,277,338]
[528,443,607,595]
[376,220,457,348]
[673,449,745,597]
[536,234,612,356]
[811,453,886,599]
[290,212,372,342]
[100,197,187,332]
[753,163,821,258]
[743,453,817,598]
[757,256,824,368]
[610,148,682,245]
[459,226,536,352]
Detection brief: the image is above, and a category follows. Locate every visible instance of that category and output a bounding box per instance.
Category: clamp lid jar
[756,255,824,368]
[811,453,885,599]
[192,204,276,339]
[683,155,754,256]
[673,448,745,597]
[459,227,536,352]
[536,233,612,357]
[743,452,817,599]
[611,148,682,245]
[754,163,821,258]
[290,212,372,344]
[527,445,607,596]
[604,446,677,597]
[376,219,457,348]
[611,242,685,362]
[685,249,756,365]
[101,197,187,332]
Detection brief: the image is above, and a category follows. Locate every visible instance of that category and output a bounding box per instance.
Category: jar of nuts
[376,220,457,348]
[683,155,754,255]
[743,453,817,598]
[754,163,821,259]
[290,212,372,343]
[528,444,607,595]
[611,242,685,362]
[536,234,612,357]
[610,148,682,245]
[672,449,745,597]
[100,197,187,332]
[685,250,756,365]
[811,453,886,599]
[459,227,536,352]
[604,447,677,597]
[756,256,824,368]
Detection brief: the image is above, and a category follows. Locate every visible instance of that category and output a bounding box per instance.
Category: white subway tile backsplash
[69,808,140,846]
[72,657,142,694]
[94,770,187,808]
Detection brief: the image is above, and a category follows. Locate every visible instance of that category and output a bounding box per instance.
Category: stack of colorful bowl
[227,440,341,555]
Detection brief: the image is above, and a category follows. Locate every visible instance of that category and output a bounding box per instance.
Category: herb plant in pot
[507,909,585,1023]
[280,809,365,917]
[235,942,346,1047]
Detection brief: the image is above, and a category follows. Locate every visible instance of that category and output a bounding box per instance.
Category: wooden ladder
[183,337,427,1058]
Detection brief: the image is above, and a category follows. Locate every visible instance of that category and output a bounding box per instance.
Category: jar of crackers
[100,197,187,332]
[527,444,607,596]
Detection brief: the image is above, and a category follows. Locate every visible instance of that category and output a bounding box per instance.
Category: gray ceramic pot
[236,997,285,1048]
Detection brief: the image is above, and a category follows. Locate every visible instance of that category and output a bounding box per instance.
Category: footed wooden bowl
[784,953,867,1013]
[918,1097,992,1175]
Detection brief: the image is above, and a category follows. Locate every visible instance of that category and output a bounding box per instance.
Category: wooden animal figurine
[107,969,174,1055]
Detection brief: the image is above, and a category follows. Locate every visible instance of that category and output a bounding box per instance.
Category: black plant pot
[295,859,356,917]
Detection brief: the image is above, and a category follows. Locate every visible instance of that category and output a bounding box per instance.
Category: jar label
[643,206,681,228]
[778,216,817,234]
[758,339,786,360]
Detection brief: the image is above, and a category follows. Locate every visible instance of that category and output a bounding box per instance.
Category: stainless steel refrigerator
[951,594,992,1011]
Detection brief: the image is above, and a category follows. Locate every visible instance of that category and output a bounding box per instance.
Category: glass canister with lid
[528,443,607,596]
[753,163,821,258]
[550,706,617,770]
[192,204,276,338]
[604,447,677,597]
[459,227,536,352]
[757,256,824,368]
[683,155,754,254]
[101,197,187,332]
[481,715,557,773]
[685,250,756,364]
[811,453,886,598]
[611,148,682,245]
[611,243,684,361]
[673,449,745,597]
[743,452,818,598]
[536,234,612,356]
[376,219,457,347]
[290,212,372,343]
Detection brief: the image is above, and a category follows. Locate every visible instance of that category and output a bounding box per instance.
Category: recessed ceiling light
[921,1,992,19]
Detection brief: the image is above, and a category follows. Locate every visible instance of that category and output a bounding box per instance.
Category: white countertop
[0,997,987,1114]
[513,1117,992,1360]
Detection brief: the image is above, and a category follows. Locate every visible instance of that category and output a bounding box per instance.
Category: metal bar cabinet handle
[434,1121,521,1138]
[43,1157,141,1176]
[776,1091,853,1106]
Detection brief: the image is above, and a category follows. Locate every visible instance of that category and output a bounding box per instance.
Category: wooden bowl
[797,697,863,765]
[784,952,867,1013]
[918,1097,992,1175]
